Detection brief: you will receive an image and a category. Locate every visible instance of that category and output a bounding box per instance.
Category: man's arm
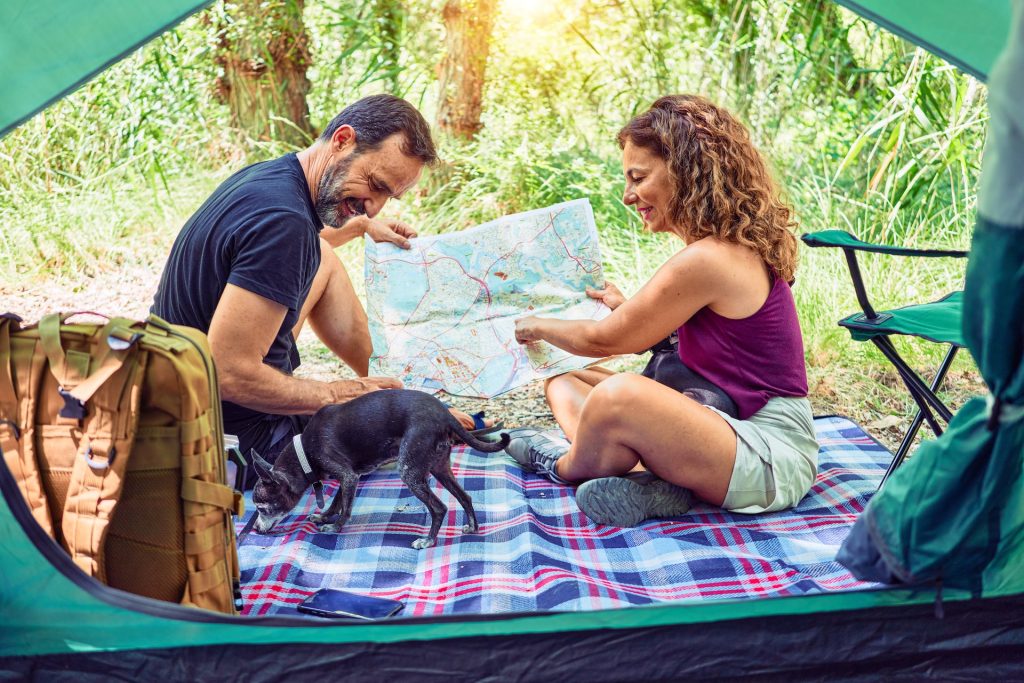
[208,283,400,414]
[320,215,418,249]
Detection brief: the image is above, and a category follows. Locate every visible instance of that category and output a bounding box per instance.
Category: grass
[0,1,990,455]
[2,154,981,455]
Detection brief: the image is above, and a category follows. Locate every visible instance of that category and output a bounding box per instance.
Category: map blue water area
[427,239,479,267]
[377,260,430,313]
[485,268,543,301]
[486,353,528,395]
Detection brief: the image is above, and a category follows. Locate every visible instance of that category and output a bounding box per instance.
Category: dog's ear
[250,448,275,482]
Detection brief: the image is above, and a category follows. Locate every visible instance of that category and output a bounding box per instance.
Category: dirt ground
[1,262,985,454]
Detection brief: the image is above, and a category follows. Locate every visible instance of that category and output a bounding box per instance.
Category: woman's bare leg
[555,373,737,506]
[544,366,615,440]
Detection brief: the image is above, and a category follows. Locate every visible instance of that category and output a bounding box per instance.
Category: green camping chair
[801,230,968,487]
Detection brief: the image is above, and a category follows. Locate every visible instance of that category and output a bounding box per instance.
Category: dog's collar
[292,433,325,509]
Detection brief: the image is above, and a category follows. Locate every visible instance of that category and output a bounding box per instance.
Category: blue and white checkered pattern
[237,415,887,617]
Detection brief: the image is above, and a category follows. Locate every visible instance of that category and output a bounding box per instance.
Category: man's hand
[321,215,418,249]
[326,376,403,403]
[586,281,626,310]
[364,217,418,249]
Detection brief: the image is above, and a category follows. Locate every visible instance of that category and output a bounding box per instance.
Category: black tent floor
[5,591,1024,682]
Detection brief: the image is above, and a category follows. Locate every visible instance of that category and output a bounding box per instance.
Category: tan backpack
[0,311,241,613]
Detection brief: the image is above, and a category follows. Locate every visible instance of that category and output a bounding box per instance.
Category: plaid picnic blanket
[237,415,886,617]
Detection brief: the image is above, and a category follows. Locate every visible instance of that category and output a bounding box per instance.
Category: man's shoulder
[210,154,317,231]
[224,154,307,203]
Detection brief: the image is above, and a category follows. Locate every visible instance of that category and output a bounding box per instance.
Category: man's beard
[314,153,359,228]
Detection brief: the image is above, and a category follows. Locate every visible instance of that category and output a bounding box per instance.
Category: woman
[507,95,819,527]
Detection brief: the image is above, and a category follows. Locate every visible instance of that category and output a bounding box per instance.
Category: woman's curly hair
[618,95,798,282]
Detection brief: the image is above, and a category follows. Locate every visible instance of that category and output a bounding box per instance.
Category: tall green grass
[0,0,989,434]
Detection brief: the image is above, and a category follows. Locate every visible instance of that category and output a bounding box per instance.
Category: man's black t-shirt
[152,153,321,434]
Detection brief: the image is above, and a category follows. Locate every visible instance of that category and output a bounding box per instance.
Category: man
[152,94,484,478]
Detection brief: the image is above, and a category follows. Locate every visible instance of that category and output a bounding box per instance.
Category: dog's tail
[448,414,510,452]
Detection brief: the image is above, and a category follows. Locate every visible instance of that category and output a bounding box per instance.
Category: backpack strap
[0,314,55,536]
[49,318,145,581]
[39,313,137,419]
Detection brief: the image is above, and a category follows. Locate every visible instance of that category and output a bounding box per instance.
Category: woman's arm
[516,243,722,356]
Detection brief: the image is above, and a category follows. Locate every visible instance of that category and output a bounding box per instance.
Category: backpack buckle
[57,387,87,420]
[0,418,20,440]
[107,330,142,351]
[81,443,117,471]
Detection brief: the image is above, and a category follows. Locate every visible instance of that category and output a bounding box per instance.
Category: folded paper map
[364,198,611,398]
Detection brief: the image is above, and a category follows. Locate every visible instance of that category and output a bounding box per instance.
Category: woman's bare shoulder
[677,238,771,316]
[667,237,757,277]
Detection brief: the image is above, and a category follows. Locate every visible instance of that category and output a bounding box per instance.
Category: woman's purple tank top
[676,276,808,420]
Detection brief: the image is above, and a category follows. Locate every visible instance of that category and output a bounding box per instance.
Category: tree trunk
[436,0,497,141]
[215,0,313,146]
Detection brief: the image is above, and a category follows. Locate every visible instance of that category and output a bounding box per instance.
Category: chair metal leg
[873,338,945,440]
[877,344,961,489]
[873,337,955,422]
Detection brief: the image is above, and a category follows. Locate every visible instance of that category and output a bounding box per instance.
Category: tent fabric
[6,594,1024,681]
[840,291,965,345]
[237,416,883,617]
[0,1,211,138]
[832,0,1011,81]
[837,0,1024,591]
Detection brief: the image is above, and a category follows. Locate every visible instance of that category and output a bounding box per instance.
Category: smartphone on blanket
[297,588,404,620]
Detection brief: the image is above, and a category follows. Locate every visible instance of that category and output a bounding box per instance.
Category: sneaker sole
[576,476,693,527]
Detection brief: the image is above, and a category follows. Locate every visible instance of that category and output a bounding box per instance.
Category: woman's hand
[514,316,544,344]
[586,282,626,310]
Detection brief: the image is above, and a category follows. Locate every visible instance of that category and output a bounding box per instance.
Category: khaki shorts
[706,396,819,514]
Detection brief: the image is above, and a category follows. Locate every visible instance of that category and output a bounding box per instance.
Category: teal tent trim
[833,0,1011,81]
[0,462,1001,656]
[837,0,1024,591]
[0,1,212,138]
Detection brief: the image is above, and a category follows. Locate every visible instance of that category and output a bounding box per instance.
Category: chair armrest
[801,230,968,258]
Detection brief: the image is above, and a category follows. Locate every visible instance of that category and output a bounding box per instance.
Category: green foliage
[0,27,233,277]
[0,0,988,423]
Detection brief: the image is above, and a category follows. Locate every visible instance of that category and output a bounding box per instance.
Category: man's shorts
[229,413,312,489]
[707,396,819,514]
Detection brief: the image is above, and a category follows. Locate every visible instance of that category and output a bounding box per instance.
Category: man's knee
[314,238,344,292]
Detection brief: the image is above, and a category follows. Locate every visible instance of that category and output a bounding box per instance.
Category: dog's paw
[411,537,436,550]
[462,522,478,534]
[317,522,342,533]
[308,513,327,525]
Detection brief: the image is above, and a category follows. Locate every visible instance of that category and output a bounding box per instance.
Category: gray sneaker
[576,472,693,527]
[503,427,571,484]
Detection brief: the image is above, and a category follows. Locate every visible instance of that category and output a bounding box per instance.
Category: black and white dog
[250,389,509,549]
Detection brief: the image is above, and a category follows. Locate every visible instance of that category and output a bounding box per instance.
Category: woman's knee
[584,373,652,425]
[544,371,582,398]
